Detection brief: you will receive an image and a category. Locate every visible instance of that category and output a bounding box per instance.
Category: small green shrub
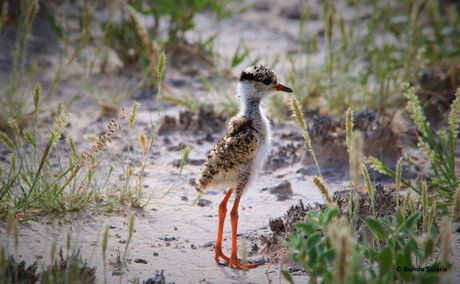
[284,208,449,284]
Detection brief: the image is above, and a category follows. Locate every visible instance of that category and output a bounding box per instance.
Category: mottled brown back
[195,116,259,193]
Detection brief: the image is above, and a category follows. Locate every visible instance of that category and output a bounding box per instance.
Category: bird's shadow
[218,262,263,284]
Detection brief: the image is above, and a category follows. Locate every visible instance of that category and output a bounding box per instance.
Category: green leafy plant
[363,212,447,283]
[285,207,340,283]
[285,209,449,283]
[404,86,459,206]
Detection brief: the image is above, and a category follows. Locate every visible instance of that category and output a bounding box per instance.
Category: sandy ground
[0,2,331,282]
[1,104,335,283]
[1,0,459,283]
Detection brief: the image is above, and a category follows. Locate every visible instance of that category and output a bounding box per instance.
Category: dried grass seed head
[448,87,460,138]
[345,108,353,150]
[404,86,430,136]
[79,107,128,165]
[312,176,334,206]
[33,83,41,109]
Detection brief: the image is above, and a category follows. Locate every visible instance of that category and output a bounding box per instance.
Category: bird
[195,65,293,270]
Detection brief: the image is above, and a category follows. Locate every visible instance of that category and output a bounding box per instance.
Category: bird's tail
[194,176,208,193]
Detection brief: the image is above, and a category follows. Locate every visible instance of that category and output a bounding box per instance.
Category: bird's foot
[227,256,258,270]
[215,249,230,264]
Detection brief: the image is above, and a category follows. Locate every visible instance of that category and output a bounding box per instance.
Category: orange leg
[215,188,233,264]
[228,194,258,270]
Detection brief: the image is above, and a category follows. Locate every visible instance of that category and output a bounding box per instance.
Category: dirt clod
[302,109,402,178]
[265,143,303,171]
[160,236,177,242]
[202,241,215,248]
[134,258,148,264]
[267,180,293,201]
[269,217,285,234]
[158,106,226,135]
[196,199,212,207]
[260,200,326,255]
[417,66,460,127]
[280,5,303,20]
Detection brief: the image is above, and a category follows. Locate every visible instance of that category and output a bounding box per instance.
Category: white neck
[237,82,263,117]
[237,82,271,139]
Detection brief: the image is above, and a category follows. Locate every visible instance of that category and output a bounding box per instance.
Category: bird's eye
[262,78,271,85]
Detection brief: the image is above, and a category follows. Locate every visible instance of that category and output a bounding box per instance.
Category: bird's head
[238,65,293,103]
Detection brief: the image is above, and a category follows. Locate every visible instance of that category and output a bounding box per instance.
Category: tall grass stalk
[240,239,249,273]
[156,52,167,121]
[361,164,375,216]
[439,216,450,266]
[0,1,8,31]
[427,201,436,233]
[350,131,363,187]
[403,86,459,212]
[102,225,109,283]
[421,181,428,232]
[290,95,322,178]
[454,185,460,219]
[395,157,403,209]
[160,146,191,199]
[345,108,353,182]
[123,214,135,264]
[324,0,335,106]
[345,108,355,221]
[329,218,352,284]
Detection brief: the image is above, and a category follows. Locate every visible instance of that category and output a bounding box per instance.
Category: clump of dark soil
[303,109,402,176]
[417,65,460,127]
[265,180,293,201]
[158,105,227,135]
[264,109,402,180]
[334,184,402,219]
[264,142,304,172]
[260,200,327,257]
[260,185,403,259]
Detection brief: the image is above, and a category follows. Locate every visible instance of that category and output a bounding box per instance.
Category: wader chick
[195,65,293,270]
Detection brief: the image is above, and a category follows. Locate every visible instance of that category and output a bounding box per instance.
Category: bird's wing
[195,117,259,192]
[212,129,258,162]
[211,116,259,163]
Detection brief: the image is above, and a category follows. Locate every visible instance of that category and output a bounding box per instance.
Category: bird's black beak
[274,83,293,93]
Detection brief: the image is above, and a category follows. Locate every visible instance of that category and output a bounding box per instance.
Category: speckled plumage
[239,65,278,86]
[195,115,264,195]
[195,65,292,270]
[195,65,286,196]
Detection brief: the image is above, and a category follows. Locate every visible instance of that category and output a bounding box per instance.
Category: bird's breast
[253,123,271,172]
